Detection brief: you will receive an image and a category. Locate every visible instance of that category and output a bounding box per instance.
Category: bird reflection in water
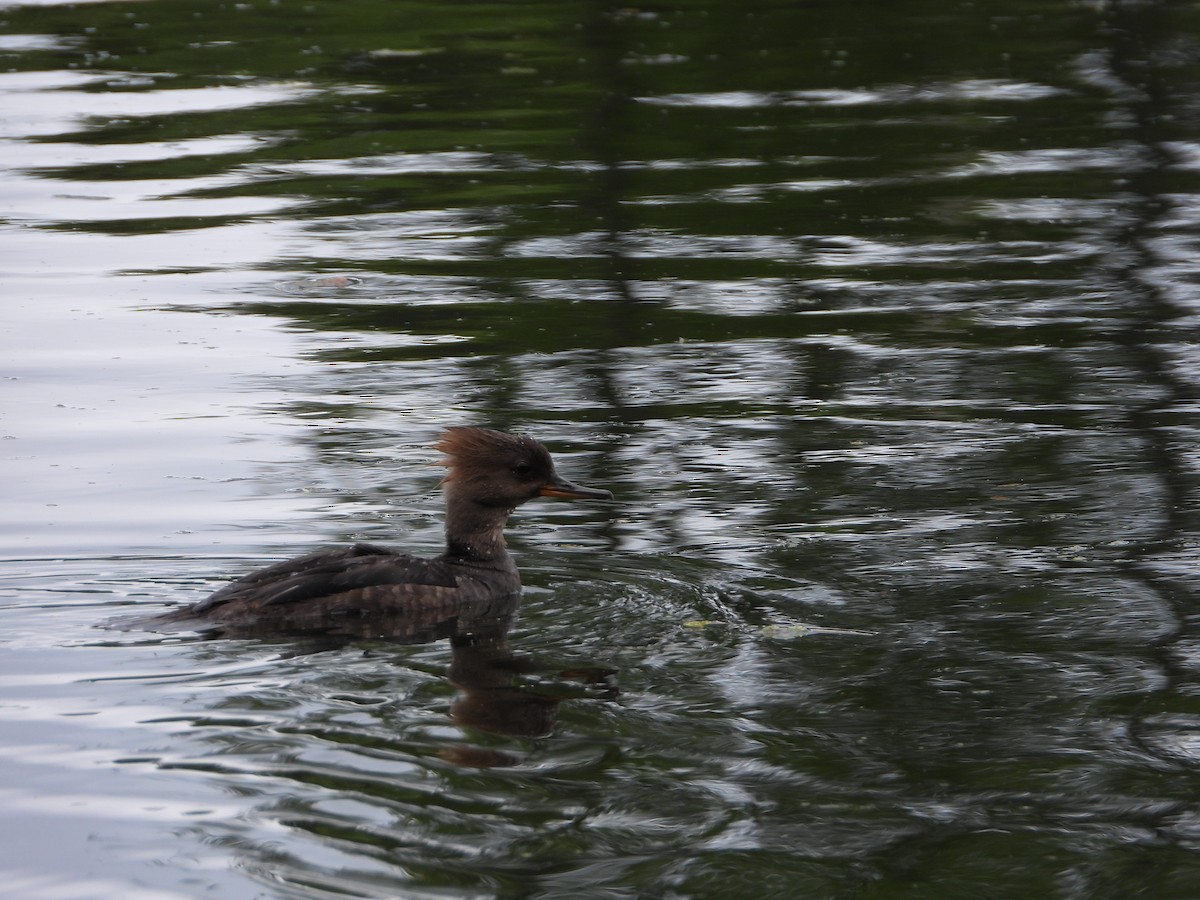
[442,626,618,768]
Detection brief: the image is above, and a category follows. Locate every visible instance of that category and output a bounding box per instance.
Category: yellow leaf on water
[761,624,814,638]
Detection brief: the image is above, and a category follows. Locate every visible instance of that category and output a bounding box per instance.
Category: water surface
[5,0,1200,897]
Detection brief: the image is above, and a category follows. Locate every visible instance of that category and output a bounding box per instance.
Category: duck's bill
[539,475,613,501]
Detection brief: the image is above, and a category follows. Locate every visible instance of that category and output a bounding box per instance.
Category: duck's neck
[441,484,513,565]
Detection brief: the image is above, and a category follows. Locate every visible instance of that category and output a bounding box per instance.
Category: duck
[165,427,613,638]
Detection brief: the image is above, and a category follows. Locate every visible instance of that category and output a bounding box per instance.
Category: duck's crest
[434,427,547,480]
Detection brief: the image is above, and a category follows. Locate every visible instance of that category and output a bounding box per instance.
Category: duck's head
[435,427,613,510]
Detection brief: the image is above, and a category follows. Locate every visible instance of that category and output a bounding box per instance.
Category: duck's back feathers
[169,543,520,639]
[191,543,457,614]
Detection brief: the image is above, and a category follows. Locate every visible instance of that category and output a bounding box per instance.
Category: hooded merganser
[168,427,612,637]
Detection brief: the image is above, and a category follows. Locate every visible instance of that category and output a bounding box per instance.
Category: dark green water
[5,0,1200,896]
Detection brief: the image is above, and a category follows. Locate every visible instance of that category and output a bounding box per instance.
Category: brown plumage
[163,427,612,639]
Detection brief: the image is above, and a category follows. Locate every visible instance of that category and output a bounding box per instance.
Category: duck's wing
[191,543,456,615]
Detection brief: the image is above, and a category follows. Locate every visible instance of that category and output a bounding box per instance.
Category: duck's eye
[512,463,534,476]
